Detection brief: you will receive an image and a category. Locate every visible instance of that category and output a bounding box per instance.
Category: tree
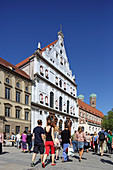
[102,108,113,131]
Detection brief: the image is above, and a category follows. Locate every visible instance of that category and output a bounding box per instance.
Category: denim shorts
[78,141,84,149]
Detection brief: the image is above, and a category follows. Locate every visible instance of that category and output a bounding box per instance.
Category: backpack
[99,132,105,141]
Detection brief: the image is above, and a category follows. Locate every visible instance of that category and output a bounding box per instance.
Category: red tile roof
[78,99,104,118]
[0,57,31,80]
[16,40,58,68]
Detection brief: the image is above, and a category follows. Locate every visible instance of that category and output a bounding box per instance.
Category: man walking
[61,124,72,162]
[98,127,106,156]
[31,120,45,167]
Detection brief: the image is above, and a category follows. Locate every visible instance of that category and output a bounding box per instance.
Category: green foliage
[102,108,113,131]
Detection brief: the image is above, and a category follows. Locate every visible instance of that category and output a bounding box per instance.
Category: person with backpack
[98,127,106,156]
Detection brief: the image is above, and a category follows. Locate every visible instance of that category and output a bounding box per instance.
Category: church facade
[16,31,79,134]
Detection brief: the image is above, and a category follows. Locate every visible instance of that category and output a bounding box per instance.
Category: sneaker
[51,163,56,166]
[31,162,35,167]
[42,163,45,168]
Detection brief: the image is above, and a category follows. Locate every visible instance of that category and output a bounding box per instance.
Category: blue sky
[0,0,113,115]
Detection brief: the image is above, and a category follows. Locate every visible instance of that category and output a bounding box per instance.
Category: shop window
[40,93,43,104]
[5,125,10,133]
[40,66,44,76]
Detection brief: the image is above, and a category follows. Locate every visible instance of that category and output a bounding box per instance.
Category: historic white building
[16,31,79,134]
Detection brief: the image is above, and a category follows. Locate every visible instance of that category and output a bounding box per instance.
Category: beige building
[0,57,32,138]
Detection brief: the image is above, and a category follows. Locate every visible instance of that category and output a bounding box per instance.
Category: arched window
[50,92,54,108]
[6,78,9,84]
[59,96,62,111]
[16,82,20,88]
[55,99,58,109]
[67,100,69,113]
[73,89,75,96]
[64,82,66,90]
[45,69,49,79]
[73,108,75,115]
[45,96,48,105]
[59,79,62,88]
[40,66,44,76]
[55,76,58,85]
[39,93,43,104]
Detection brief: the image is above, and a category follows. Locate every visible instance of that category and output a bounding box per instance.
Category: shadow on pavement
[1,152,9,155]
[100,158,113,165]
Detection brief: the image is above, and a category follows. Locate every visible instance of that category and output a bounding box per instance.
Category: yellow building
[0,57,32,138]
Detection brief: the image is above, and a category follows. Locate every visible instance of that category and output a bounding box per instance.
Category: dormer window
[6,78,9,84]
[45,96,48,105]
[40,66,44,76]
[16,82,20,88]
[40,93,43,104]
[60,57,63,65]
[64,82,66,90]
[45,69,49,79]
[55,76,58,85]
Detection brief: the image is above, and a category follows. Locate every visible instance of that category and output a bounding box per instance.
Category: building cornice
[31,102,79,120]
[34,73,77,101]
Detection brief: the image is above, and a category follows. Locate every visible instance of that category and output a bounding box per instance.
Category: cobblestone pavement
[0,146,113,170]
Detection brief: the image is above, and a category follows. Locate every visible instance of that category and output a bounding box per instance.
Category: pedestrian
[0,132,3,155]
[31,120,45,167]
[107,130,113,154]
[71,130,78,153]
[27,130,32,153]
[16,132,21,149]
[3,132,6,146]
[98,127,106,156]
[61,124,72,162]
[42,119,56,168]
[75,126,85,162]
[11,133,15,147]
[93,132,98,153]
[22,131,27,153]
[54,126,60,160]
[84,133,91,153]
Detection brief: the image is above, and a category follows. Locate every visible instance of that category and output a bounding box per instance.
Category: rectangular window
[16,109,20,119]
[25,111,29,120]
[5,125,10,133]
[5,107,10,117]
[25,95,29,105]
[16,126,20,134]
[16,91,20,103]
[5,87,10,99]
[25,127,28,133]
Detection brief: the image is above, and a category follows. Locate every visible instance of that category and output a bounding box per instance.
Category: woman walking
[22,131,27,153]
[54,126,60,160]
[42,119,56,168]
[75,126,85,162]
[84,133,91,153]
[93,132,98,153]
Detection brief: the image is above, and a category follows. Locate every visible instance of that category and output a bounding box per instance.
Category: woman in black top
[42,119,56,168]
